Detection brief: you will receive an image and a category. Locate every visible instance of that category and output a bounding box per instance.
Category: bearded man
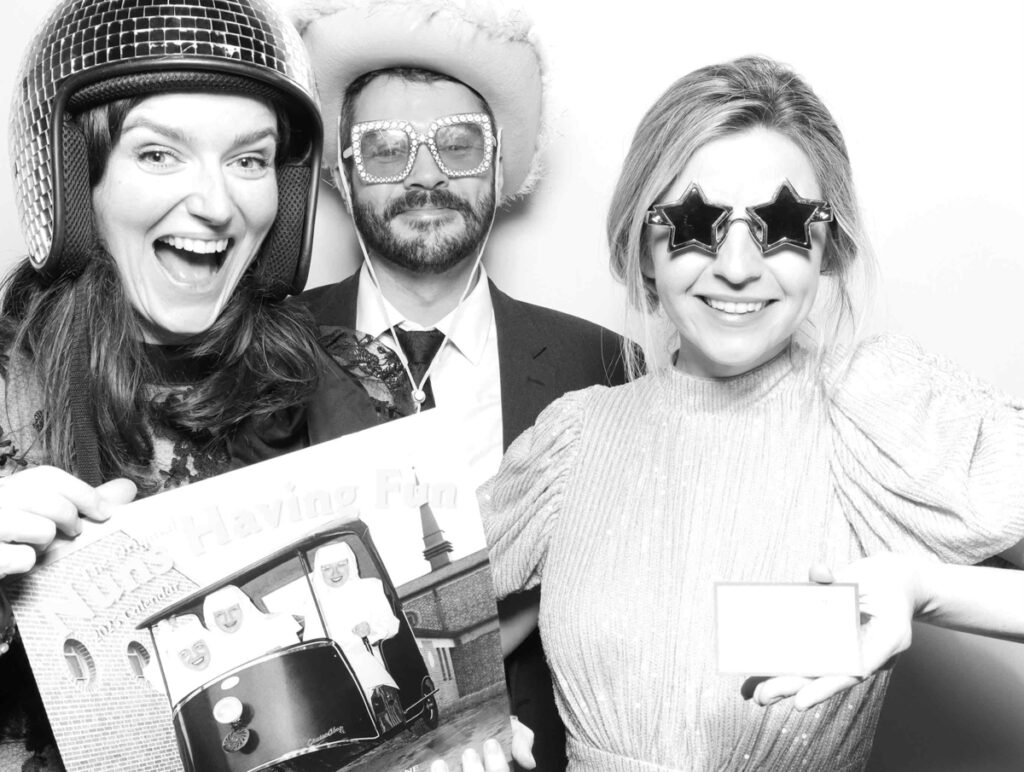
[294,4,629,769]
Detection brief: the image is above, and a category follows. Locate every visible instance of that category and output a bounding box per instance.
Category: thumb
[808,563,835,585]
[510,716,537,769]
[91,478,138,521]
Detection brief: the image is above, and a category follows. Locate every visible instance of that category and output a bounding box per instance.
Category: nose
[184,163,234,226]
[404,143,447,190]
[712,219,763,287]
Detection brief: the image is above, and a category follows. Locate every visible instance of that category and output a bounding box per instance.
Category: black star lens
[748,181,828,253]
[654,185,730,252]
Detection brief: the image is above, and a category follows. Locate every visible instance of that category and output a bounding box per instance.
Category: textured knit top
[481,335,1024,772]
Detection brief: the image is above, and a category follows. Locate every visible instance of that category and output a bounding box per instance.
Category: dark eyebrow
[120,120,278,147]
[233,126,279,147]
[121,117,187,143]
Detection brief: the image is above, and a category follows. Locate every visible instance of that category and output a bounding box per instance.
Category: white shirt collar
[355,262,494,366]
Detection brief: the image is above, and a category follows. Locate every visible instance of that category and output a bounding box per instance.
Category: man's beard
[352,188,494,275]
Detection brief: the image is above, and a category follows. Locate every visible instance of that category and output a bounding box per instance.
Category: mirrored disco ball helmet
[9,0,322,296]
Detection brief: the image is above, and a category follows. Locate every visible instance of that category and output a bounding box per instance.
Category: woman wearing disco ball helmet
[0,0,409,765]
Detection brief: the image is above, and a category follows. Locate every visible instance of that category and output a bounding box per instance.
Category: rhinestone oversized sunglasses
[645,179,835,255]
[342,112,495,184]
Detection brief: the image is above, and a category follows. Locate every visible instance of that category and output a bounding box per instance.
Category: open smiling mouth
[701,297,773,315]
[154,236,232,286]
[396,206,456,222]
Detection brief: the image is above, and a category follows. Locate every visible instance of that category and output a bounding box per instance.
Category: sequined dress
[482,335,1024,771]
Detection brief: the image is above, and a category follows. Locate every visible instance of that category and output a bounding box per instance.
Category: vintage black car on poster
[138,519,439,772]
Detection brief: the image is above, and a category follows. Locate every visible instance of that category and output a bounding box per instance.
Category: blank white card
[715,583,863,676]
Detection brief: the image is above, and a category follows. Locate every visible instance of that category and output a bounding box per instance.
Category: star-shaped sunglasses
[645,180,835,255]
[342,113,495,184]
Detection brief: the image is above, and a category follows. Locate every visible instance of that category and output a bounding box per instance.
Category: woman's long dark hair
[0,95,321,492]
[0,248,323,493]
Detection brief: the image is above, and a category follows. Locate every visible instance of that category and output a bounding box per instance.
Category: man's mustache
[383,189,476,221]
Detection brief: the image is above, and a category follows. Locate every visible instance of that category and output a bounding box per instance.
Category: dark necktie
[394,328,445,410]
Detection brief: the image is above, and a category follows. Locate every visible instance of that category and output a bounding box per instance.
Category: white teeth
[157,236,229,254]
[705,298,767,314]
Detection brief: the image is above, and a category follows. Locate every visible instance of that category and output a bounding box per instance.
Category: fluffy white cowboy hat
[288,0,545,201]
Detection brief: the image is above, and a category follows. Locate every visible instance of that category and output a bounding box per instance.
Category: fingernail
[484,738,502,756]
[94,500,113,522]
[430,760,446,772]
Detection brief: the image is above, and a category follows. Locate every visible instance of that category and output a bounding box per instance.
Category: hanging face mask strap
[337,128,502,412]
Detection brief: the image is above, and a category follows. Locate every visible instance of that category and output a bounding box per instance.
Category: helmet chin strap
[70,281,103,486]
[337,129,502,412]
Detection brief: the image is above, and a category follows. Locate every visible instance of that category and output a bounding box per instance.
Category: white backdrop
[3,1,1024,769]
[5,1,1024,393]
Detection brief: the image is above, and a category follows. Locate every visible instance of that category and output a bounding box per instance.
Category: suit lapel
[306,271,359,329]
[334,272,359,329]
[490,281,556,450]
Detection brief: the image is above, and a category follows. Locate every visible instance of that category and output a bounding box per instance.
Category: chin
[145,301,227,343]
[713,343,786,375]
[144,319,215,345]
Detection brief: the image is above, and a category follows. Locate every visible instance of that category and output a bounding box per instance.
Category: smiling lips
[702,297,770,315]
[154,235,231,286]
[397,205,455,220]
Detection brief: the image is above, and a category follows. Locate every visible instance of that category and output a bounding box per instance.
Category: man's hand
[745,555,919,710]
[426,717,536,771]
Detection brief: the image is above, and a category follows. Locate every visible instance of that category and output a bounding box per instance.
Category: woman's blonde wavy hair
[607,56,875,378]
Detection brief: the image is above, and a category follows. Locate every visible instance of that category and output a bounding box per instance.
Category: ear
[333,163,354,216]
[639,244,662,307]
[641,258,654,280]
[493,127,505,200]
[640,247,655,279]
[817,237,832,275]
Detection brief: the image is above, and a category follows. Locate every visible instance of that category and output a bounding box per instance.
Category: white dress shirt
[355,263,504,489]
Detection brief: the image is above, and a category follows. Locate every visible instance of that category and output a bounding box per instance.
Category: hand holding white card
[735,557,921,711]
[716,582,863,677]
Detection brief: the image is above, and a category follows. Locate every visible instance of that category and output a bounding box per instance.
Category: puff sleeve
[828,334,1024,563]
[479,390,586,598]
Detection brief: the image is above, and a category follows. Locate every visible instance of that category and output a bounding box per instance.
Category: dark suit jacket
[298,272,628,771]
[299,272,627,448]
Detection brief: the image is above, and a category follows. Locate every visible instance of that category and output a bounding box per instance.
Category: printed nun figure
[157,614,218,704]
[201,585,301,679]
[311,541,404,729]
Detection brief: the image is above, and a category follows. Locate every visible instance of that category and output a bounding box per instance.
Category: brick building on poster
[6,530,198,772]
[398,497,503,709]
